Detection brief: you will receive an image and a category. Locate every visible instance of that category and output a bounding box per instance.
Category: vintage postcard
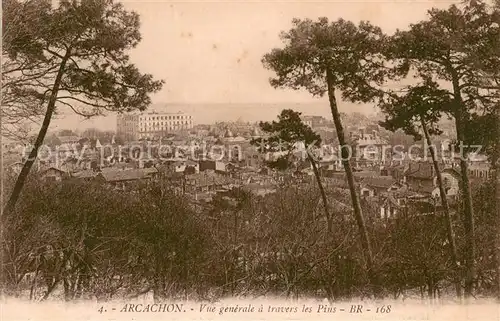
[1,0,500,320]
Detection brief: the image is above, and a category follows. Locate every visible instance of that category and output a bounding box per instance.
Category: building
[96,168,159,190]
[300,115,330,129]
[58,135,81,145]
[404,162,461,199]
[39,167,70,182]
[466,159,492,180]
[117,111,194,141]
[351,127,390,165]
[359,176,403,197]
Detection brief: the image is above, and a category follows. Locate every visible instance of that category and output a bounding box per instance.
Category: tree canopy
[251,109,321,171]
[262,17,392,102]
[2,0,164,122]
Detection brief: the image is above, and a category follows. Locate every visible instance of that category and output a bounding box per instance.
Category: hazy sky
[51,0,460,131]
[122,0,458,104]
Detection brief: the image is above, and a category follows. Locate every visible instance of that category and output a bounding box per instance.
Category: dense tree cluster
[1,178,497,301]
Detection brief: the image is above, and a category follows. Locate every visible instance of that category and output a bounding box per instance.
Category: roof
[354,170,383,178]
[142,167,159,174]
[468,161,491,170]
[73,170,98,179]
[185,160,198,166]
[361,176,398,190]
[408,182,436,195]
[40,167,68,174]
[381,194,401,208]
[385,164,407,173]
[405,162,442,180]
[329,198,352,212]
[355,138,389,147]
[186,173,235,187]
[302,115,325,121]
[224,129,233,137]
[242,183,277,195]
[99,168,155,182]
[193,192,214,202]
[389,187,416,198]
[442,167,462,180]
[58,136,80,143]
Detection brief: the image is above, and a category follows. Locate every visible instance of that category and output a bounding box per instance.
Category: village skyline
[46,101,379,133]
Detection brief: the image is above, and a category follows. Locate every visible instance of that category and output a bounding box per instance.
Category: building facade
[117,111,194,140]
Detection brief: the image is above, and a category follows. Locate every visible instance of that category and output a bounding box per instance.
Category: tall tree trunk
[494,104,500,302]
[451,83,476,299]
[307,151,331,233]
[495,151,500,302]
[3,52,71,215]
[325,69,377,295]
[421,118,462,299]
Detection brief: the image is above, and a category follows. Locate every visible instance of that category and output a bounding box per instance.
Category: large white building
[117,111,194,140]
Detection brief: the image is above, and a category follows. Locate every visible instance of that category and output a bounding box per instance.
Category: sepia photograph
[1,0,500,320]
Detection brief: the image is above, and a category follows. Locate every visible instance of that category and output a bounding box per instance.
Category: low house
[242,182,277,197]
[8,161,24,176]
[199,160,226,172]
[404,162,461,199]
[378,193,401,219]
[359,176,403,197]
[317,159,343,176]
[96,168,158,190]
[185,172,235,194]
[382,163,407,182]
[142,166,159,179]
[243,149,266,168]
[40,167,69,182]
[72,169,98,181]
[166,159,200,174]
[438,168,461,198]
[466,160,492,180]
[404,162,439,197]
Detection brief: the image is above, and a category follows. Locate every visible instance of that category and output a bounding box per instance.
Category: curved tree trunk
[307,151,331,232]
[421,118,462,299]
[3,51,71,215]
[325,69,377,295]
